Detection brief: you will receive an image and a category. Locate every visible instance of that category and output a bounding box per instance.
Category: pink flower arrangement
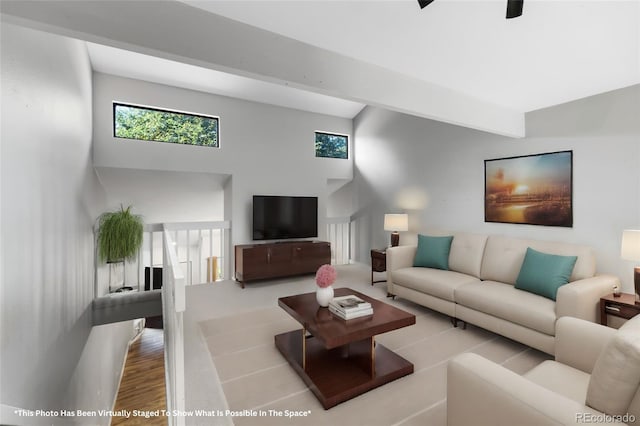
[315,264,336,288]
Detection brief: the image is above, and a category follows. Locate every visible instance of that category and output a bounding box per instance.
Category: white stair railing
[158,221,230,426]
[141,221,231,291]
[326,216,353,265]
[162,229,185,426]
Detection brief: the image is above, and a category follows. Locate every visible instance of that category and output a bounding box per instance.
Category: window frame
[314,131,349,159]
[112,102,220,148]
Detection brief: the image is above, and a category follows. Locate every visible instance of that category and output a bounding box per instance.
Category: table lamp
[384,214,408,247]
[621,229,640,304]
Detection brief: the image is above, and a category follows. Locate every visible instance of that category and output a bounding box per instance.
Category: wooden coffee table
[275,287,416,409]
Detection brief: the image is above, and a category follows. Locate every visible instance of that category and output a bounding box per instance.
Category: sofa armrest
[556,274,620,323]
[447,353,624,426]
[386,246,416,294]
[386,245,416,272]
[555,316,616,374]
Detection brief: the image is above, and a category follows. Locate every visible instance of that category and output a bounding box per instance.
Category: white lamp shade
[621,230,640,261]
[384,214,408,232]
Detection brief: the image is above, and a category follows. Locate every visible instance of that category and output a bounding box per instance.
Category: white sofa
[387,232,619,354]
[447,316,640,426]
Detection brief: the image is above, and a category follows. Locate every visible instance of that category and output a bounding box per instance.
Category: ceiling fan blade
[418,0,435,10]
[506,0,524,18]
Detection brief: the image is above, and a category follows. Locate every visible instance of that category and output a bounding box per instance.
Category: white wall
[0,24,134,424]
[92,168,227,287]
[92,73,353,247]
[352,85,640,292]
[95,167,226,224]
[64,321,139,425]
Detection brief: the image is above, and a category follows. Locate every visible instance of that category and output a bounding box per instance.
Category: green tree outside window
[114,103,218,147]
[315,132,348,159]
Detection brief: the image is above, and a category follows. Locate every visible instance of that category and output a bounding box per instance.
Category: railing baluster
[149,231,154,291]
[209,229,214,282]
[340,223,345,264]
[197,229,202,285]
[219,229,224,280]
[138,237,142,292]
[325,217,353,266]
[174,230,178,261]
[186,230,191,286]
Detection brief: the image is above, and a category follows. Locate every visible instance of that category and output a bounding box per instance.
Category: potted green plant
[97,205,144,291]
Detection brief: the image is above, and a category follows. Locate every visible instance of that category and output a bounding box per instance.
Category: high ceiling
[2,0,639,136]
[86,42,365,119]
[184,0,639,112]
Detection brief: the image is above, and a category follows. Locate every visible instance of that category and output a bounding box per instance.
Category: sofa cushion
[515,248,577,301]
[481,235,596,285]
[448,232,488,278]
[413,234,453,270]
[392,267,480,302]
[455,281,557,335]
[586,315,640,416]
[525,360,591,404]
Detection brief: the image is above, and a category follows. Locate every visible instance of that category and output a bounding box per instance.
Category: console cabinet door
[267,245,294,277]
[294,242,331,273]
[237,246,269,281]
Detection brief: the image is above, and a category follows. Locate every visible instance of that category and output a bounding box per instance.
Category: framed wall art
[485,150,573,227]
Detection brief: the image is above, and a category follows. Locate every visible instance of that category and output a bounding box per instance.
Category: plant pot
[316,285,334,307]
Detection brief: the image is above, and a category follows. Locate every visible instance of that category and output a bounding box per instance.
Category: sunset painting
[485,151,573,227]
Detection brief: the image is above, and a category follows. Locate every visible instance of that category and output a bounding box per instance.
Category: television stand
[274,240,314,244]
[234,241,331,287]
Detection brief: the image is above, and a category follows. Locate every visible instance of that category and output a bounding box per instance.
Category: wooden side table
[371,249,387,285]
[600,293,640,326]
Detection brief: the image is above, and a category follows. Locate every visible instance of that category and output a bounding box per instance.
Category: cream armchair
[447,316,640,426]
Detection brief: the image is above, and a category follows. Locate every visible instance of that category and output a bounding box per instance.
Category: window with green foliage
[315,132,348,159]
[113,103,219,147]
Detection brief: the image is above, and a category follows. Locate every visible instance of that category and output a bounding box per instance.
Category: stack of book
[328,295,373,320]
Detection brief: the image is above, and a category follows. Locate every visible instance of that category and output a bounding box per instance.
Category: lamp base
[635,267,640,305]
[390,232,400,247]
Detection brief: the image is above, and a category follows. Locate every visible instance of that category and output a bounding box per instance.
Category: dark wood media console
[234,241,331,287]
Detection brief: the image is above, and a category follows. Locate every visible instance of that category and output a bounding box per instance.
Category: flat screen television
[252,195,318,241]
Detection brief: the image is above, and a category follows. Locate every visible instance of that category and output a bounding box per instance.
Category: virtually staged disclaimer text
[14,408,312,419]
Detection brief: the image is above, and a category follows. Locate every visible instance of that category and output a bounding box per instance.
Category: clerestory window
[315,131,348,159]
[113,103,219,148]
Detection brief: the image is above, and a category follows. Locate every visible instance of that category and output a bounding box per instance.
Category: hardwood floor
[112,328,167,426]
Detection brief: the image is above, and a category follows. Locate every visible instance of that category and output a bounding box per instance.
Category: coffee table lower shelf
[274,330,414,409]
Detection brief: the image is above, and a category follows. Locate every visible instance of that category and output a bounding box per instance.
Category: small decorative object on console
[315,264,336,307]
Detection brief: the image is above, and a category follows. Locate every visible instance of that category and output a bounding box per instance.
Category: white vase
[316,286,334,307]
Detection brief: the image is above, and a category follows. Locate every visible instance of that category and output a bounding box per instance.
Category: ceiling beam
[1,0,525,137]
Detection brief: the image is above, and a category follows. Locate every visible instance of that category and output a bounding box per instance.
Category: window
[315,131,348,159]
[113,103,219,147]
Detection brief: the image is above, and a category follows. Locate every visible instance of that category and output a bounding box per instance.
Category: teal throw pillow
[413,234,454,270]
[515,247,577,301]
